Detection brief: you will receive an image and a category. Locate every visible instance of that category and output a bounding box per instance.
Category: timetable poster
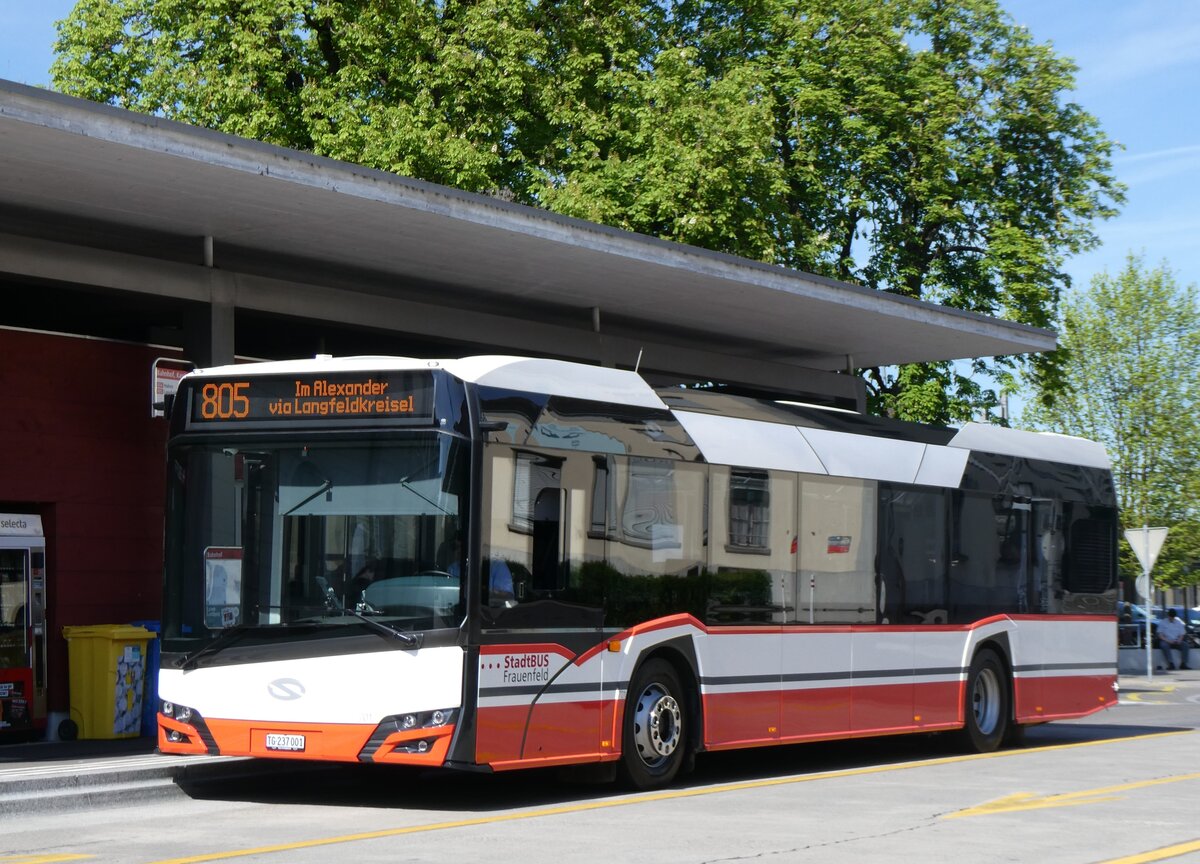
[204,546,243,629]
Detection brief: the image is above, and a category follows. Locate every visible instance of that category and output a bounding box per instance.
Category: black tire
[618,658,688,790]
[959,648,1009,753]
[1002,719,1027,748]
[58,717,79,741]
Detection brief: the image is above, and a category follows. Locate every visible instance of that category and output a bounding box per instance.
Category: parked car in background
[1118,603,1156,646]
[1118,603,1200,647]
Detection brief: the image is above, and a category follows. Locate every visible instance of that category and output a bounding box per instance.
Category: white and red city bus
[157,356,1118,789]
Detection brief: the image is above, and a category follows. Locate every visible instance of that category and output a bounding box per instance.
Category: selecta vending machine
[0,514,47,739]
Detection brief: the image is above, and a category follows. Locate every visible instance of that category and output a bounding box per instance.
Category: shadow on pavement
[173,719,1194,813]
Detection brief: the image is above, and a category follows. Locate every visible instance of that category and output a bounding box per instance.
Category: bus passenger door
[1013,500,1061,719]
[784,477,878,738]
[498,451,606,763]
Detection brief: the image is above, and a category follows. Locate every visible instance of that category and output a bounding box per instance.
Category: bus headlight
[388,708,457,731]
[160,699,196,723]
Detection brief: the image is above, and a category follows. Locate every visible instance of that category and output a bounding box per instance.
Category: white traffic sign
[1124,526,1169,679]
[1124,527,1169,575]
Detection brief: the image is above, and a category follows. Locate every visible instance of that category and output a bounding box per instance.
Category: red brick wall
[0,327,174,714]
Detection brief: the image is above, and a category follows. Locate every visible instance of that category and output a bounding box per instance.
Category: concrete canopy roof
[0,80,1054,397]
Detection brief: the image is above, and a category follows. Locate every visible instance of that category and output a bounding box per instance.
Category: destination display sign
[184,372,435,427]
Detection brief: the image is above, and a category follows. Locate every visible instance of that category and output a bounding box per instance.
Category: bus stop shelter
[0,79,1057,730]
[0,79,1053,409]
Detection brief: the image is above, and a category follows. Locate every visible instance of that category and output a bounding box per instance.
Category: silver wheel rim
[971,665,1001,735]
[632,682,682,768]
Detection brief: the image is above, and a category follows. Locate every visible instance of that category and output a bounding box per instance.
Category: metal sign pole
[1144,539,1153,678]
[1125,525,1170,679]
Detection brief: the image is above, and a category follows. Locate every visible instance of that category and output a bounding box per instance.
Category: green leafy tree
[1024,255,1200,590]
[52,0,1123,424]
[51,0,563,192]
[1155,522,1200,591]
[761,0,1122,422]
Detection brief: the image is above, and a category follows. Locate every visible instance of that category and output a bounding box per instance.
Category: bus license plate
[265,733,305,752]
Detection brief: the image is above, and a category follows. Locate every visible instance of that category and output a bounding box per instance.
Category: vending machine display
[0,514,47,737]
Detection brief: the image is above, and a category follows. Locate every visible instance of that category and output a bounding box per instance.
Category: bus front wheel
[619,658,687,790]
[959,648,1009,753]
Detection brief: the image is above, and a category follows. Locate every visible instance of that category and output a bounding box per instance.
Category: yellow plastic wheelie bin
[61,624,154,740]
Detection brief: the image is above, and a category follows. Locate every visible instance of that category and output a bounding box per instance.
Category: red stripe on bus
[579,612,1116,665]
[481,642,576,660]
[475,669,1117,770]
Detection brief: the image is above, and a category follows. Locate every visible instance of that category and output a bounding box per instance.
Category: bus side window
[798,477,876,624]
[877,485,948,625]
[1060,505,1118,611]
[481,446,563,605]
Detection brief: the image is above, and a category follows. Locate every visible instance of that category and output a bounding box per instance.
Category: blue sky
[1,0,1197,299]
[1002,0,1200,295]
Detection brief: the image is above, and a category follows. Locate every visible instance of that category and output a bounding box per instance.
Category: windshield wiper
[399,478,452,515]
[306,575,420,646]
[178,625,251,671]
[294,607,421,648]
[282,477,333,516]
[341,607,422,648]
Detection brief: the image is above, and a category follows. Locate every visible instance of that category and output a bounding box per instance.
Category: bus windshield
[162,435,469,653]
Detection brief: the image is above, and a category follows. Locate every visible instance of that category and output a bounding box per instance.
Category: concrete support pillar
[183,239,235,368]
[207,273,236,367]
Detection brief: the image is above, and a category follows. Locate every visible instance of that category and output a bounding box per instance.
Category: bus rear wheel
[619,658,687,790]
[959,648,1009,753]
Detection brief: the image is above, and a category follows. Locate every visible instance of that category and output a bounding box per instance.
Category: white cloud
[1119,145,1200,165]
[1080,12,1200,87]
[1115,145,1200,187]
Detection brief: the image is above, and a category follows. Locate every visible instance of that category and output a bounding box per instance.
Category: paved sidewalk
[1118,661,1200,692]
[1118,638,1199,684]
[0,733,158,770]
[0,734,257,816]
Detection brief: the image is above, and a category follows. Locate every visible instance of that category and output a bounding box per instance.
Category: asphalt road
[4,674,1200,864]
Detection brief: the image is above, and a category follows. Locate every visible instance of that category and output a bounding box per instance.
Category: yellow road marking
[946,771,1200,818]
[146,729,1198,864]
[1126,685,1177,704]
[1093,838,1200,864]
[0,856,94,863]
